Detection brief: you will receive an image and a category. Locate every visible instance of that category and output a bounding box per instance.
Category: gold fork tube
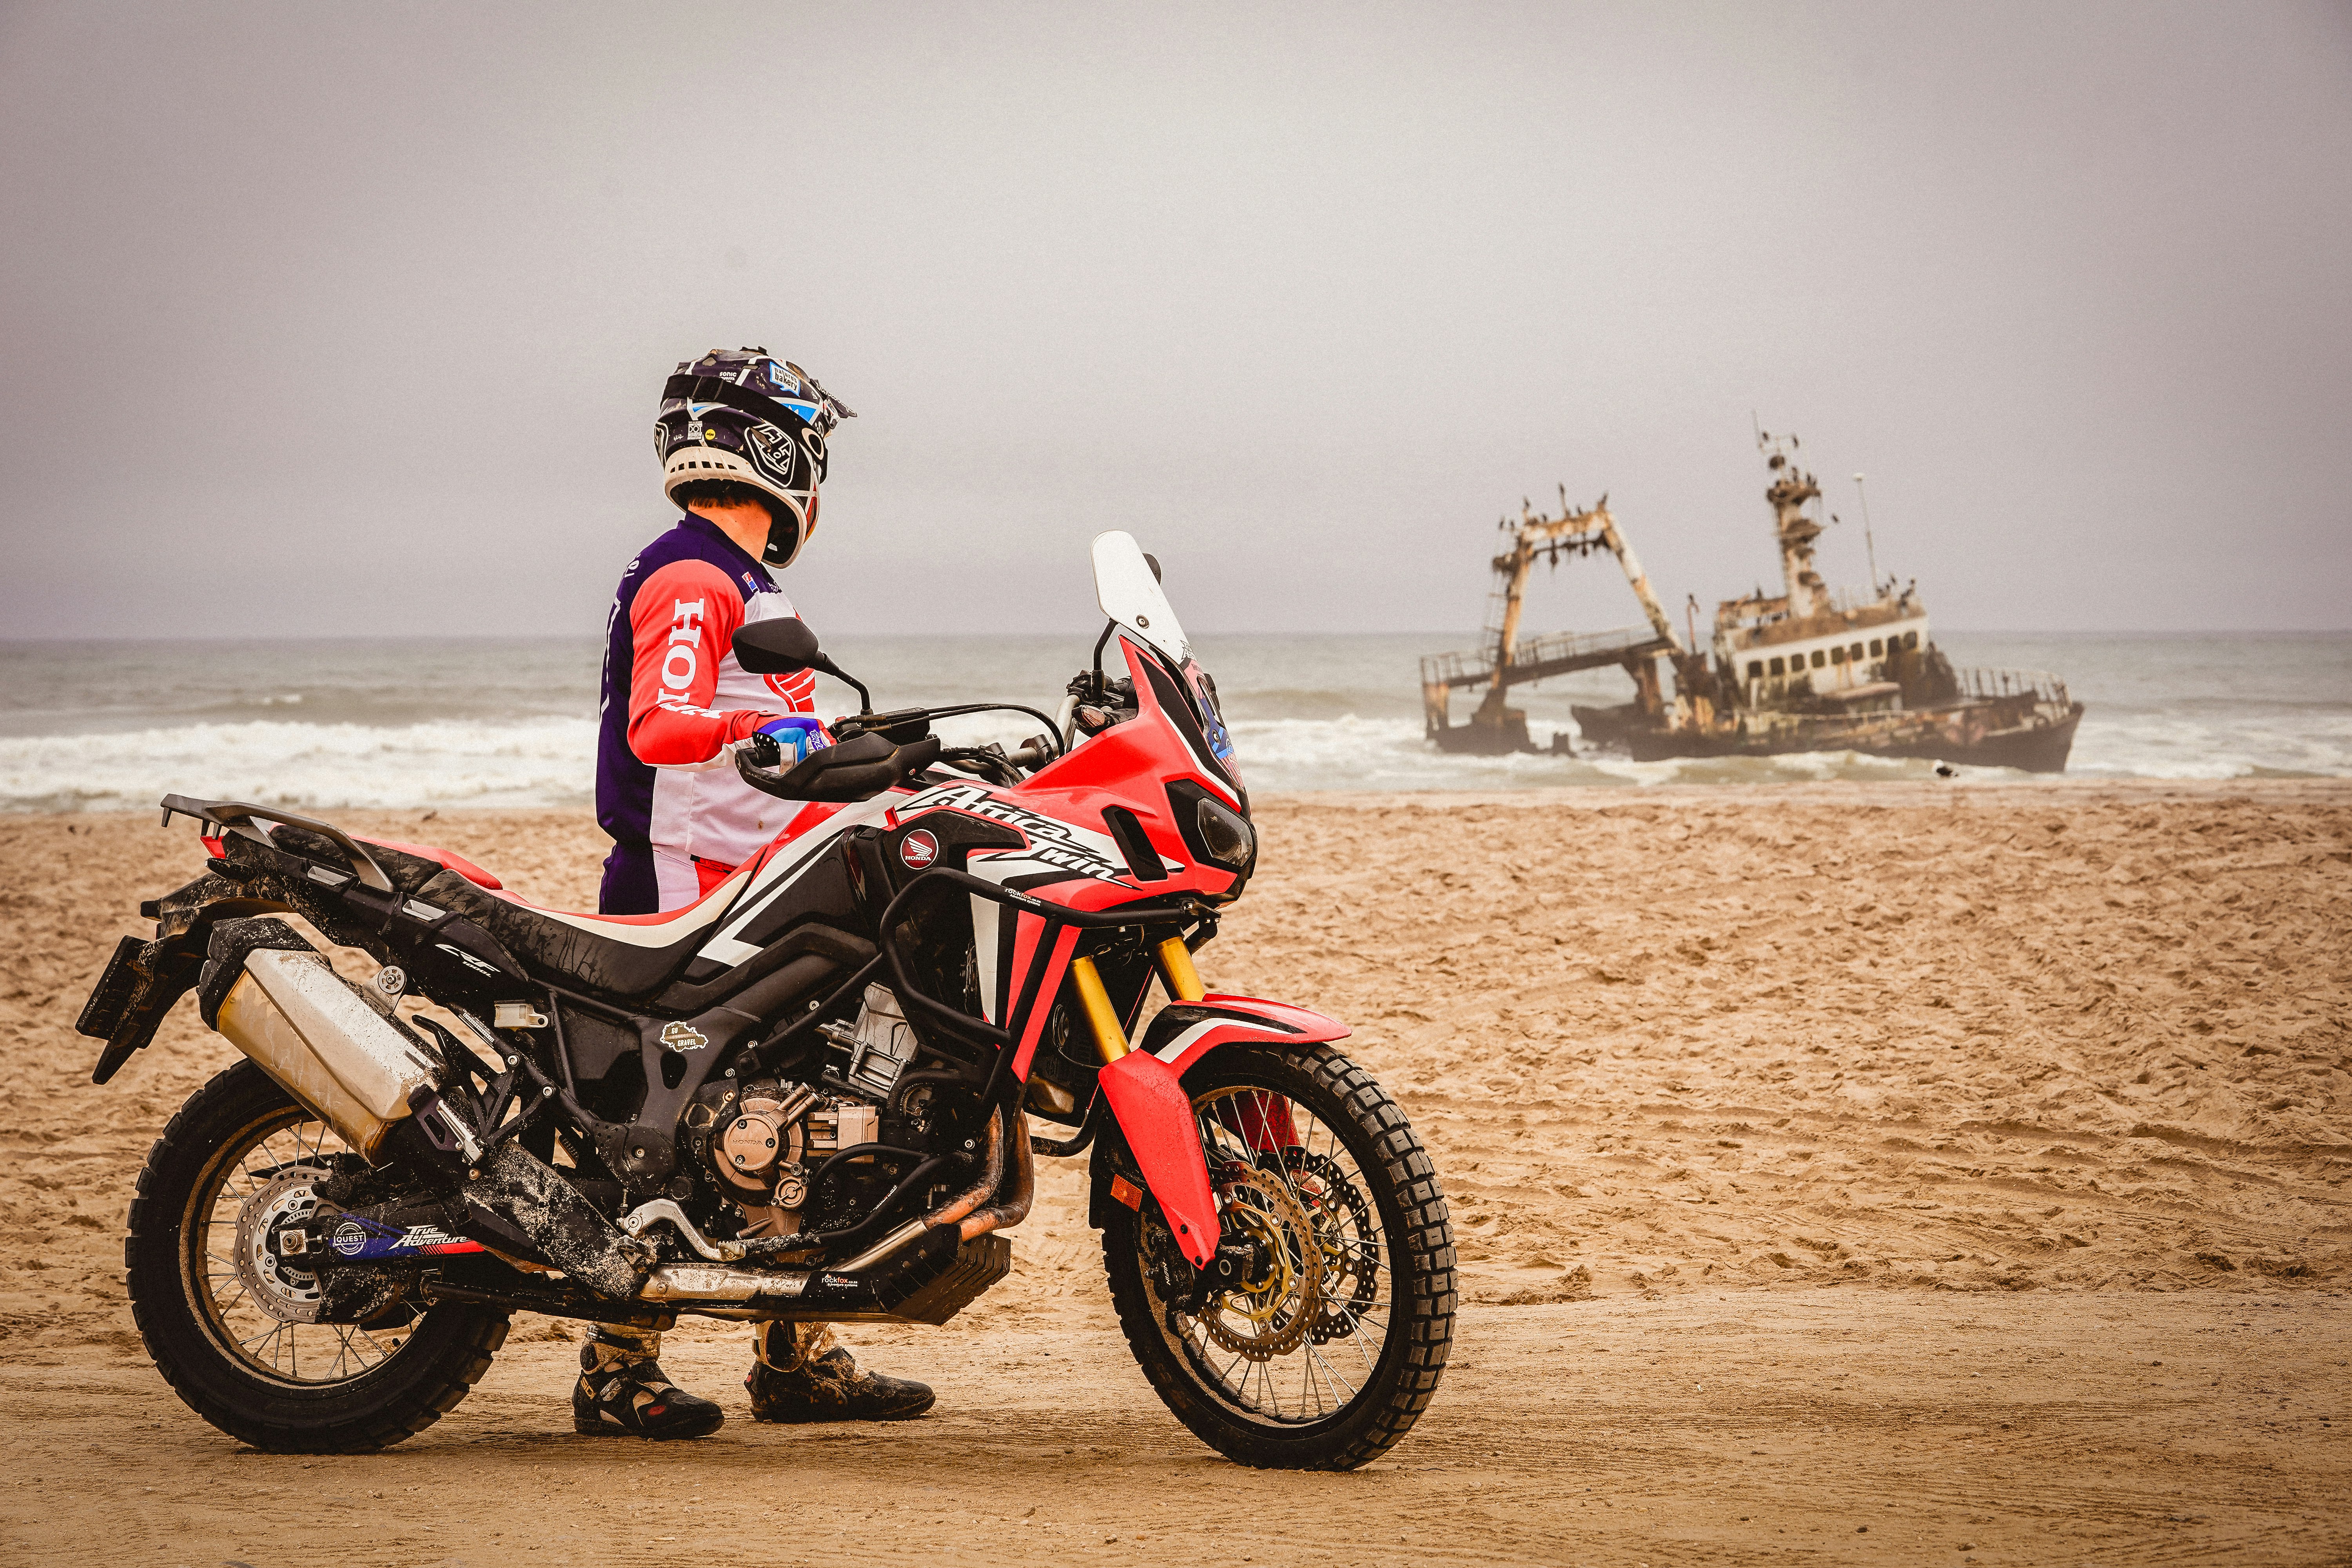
[1155,936,1205,1003]
[1069,956,1130,1063]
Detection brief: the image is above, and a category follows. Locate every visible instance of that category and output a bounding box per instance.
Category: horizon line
[4,627,2352,647]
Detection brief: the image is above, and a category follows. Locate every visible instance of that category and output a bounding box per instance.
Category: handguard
[736,730,943,804]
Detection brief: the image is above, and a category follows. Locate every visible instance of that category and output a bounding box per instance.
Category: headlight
[1194,796,1255,873]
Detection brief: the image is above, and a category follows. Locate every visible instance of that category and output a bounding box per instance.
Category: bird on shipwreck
[1418,432,2086,772]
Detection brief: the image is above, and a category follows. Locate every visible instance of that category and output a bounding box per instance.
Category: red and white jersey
[599,515,819,899]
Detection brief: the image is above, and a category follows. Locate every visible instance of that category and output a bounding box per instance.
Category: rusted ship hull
[1429,713,1577,755]
[1595,698,2084,773]
[1431,714,1531,755]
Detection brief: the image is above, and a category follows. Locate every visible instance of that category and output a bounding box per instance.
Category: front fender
[1098,1050,1221,1267]
[1094,995,1351,1269]
[1138,993,1350,1078]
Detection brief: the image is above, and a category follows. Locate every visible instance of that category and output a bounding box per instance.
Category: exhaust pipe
[199,919,441,1161]
[640,1225,1006,1326]
[639,1264,813,1304]
[957,1106,1034,1243]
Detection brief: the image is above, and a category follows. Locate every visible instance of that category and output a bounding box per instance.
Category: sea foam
[1,632,2345,811]
[0,718,598,814]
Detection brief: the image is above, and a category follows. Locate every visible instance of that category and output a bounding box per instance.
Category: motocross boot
[572,1327,725,1439]
[746,1321,936,1423]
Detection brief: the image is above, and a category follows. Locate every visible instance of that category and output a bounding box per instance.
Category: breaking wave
[0,718,599,814]
[6,706,2345,816]
[0,632,2344,811]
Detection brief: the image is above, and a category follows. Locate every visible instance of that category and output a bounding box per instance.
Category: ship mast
[1759,431,1828,619]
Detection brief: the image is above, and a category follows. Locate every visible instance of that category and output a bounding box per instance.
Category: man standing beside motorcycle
[575,348,935,1439]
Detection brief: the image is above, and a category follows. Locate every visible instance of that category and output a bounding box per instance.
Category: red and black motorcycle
[76,532,1455,1470]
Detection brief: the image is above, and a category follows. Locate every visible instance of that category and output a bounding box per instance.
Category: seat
[356,837,752,1003]
[361,837,502,889]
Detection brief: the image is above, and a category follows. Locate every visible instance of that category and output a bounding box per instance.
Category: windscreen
[1092,530,1242,787]
[1091,530,1191,667]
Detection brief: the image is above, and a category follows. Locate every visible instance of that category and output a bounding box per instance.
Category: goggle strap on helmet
[661,374,834,435]
[784,363,856,421]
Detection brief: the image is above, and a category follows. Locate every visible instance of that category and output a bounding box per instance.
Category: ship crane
[1417,486,1684,755]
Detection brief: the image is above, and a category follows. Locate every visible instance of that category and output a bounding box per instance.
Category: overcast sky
[3,1,2347,642]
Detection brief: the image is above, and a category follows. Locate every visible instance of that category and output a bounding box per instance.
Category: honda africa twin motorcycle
[75,532,1455,1470]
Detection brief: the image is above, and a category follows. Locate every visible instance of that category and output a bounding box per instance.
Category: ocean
[1,632,2345,813]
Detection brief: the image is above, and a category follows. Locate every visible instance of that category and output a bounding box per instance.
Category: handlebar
[739,686,1090,802]
[856,701,1067,757]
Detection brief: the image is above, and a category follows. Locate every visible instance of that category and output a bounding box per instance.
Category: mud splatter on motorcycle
[74,532,1456,1470]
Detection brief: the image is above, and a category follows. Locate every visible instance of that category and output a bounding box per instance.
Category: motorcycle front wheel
[125,1059,509,1452]
[1100,1043,1456,1470]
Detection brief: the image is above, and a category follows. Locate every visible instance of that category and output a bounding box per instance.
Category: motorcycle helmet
[655,348,855,569]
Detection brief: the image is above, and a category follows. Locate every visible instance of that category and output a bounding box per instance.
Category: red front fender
[1096,995,1351,1270]
[1140,993,1350,1077]
[1098,1050,1221,1267]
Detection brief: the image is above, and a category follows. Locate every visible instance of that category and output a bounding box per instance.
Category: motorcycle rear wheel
[1100,1043,1456,1470]
[125,1059,509,1452]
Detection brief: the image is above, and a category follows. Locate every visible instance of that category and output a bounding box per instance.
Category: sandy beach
[2,780,2347,1563]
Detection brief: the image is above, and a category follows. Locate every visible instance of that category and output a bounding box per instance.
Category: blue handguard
[755,715,829,763]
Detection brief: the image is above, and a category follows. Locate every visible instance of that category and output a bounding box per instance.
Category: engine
[680,984,929,1241]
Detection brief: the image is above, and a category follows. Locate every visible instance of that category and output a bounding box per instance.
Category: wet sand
[2,780,2347,1563]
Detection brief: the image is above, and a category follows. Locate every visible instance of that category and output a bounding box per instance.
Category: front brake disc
[1199,1172,1323,1363]
[1280,1149,1378,1343]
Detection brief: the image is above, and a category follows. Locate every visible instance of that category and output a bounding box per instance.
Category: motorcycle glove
[755,715,830,762]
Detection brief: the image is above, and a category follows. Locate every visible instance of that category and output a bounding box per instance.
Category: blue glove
[755,715,829,762]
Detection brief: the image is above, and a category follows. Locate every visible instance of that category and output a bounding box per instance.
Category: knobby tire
[125,1059,509,1453]
[1100,1043,1456,1470]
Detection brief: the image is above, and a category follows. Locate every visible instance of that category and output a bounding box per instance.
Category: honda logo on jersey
[660,598,706,700]
[900,830,939,869]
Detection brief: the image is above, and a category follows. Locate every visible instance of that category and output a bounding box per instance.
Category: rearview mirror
[731,617,873,713]
[733,617,822,675]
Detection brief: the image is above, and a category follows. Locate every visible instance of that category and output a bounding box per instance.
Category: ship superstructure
[1417,489,1678,755]
[1709,435,1929,714]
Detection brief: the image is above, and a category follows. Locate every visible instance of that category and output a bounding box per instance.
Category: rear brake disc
[234,1169,328,1324]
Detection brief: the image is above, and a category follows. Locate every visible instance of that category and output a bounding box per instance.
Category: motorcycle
[75,531,1456,1470]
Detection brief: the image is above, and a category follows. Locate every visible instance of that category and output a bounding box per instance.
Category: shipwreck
[1419,433,2085,772]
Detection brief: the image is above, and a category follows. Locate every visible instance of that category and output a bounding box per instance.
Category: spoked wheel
[1101,1044,1455,1470]
[125,1060,508,1452]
